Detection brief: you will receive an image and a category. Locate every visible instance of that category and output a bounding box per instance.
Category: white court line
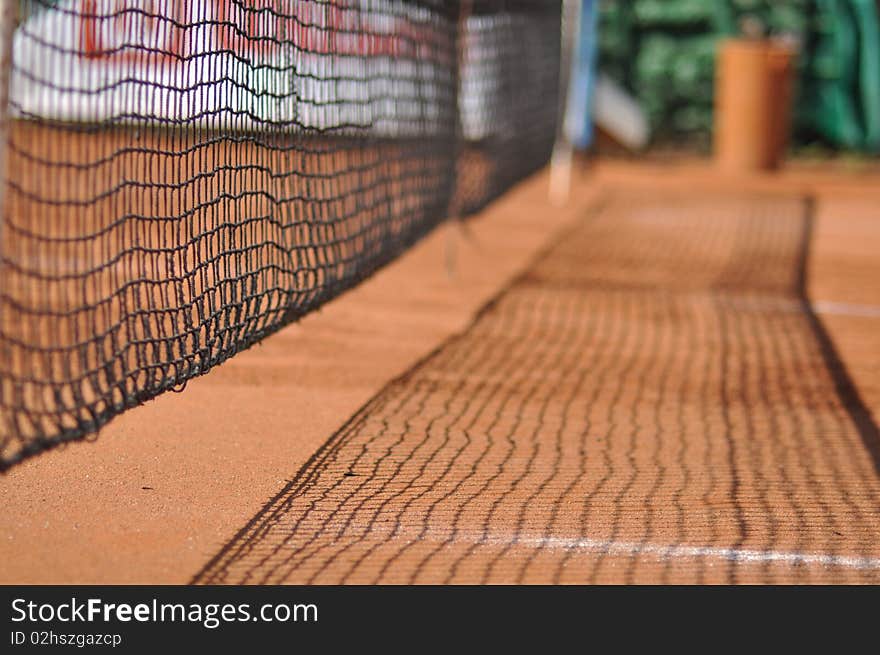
[537,536,880,571]
[719,295,880,319]
[812,300,880,319]
[440,532,880,571]
[689,294,880,320]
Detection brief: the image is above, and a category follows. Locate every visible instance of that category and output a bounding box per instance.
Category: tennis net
[0,0,562,469]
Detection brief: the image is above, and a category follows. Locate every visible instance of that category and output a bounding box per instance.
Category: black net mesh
[0,0,562,469]
[455,0,561,215]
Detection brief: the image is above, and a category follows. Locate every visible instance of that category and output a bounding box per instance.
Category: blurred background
[571,0,880,162]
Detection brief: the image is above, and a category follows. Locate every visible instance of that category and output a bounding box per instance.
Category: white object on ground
[592,72,650,150]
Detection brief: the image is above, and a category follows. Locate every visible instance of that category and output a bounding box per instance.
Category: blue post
[564,0,599,149]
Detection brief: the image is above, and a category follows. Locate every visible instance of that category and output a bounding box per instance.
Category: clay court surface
[1,158,879,584]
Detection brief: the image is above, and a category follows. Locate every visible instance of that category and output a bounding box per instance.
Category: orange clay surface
[1,159,878,584]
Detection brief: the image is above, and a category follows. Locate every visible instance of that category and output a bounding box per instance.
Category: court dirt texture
[2,160,880,584]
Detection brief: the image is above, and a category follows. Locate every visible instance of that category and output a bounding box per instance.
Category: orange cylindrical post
[714,39,796,172]
[766,41,797,166]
